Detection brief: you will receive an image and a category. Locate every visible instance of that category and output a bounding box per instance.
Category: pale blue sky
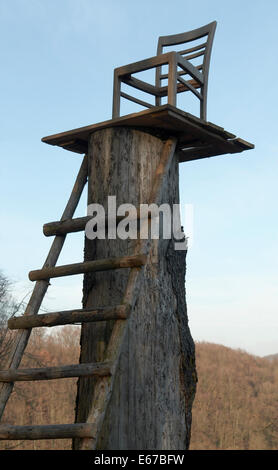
[0,0,277,355]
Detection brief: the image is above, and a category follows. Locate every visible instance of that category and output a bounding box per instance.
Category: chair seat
[121,72,201,99]
[115,51,204,86]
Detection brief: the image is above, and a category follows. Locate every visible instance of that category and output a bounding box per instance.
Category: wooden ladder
[0,137,177,448]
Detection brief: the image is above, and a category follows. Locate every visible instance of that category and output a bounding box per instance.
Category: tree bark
[74,127,197,450]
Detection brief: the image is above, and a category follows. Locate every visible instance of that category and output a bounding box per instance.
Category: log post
[74,127,197,450]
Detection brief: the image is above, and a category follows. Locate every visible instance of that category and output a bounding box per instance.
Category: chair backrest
[156,21,217,90]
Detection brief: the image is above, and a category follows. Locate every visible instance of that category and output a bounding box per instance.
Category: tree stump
[74,127,197,450]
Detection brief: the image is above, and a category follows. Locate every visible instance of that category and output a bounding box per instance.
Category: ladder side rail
[0,155,88,419]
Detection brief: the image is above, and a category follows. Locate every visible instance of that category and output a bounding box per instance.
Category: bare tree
[0,272,25,368]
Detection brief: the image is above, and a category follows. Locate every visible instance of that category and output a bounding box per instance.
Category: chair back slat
[182,50,205,61]
[156,22,216,52]
[179,42,207,56]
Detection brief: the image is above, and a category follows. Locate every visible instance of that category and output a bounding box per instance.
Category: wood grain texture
[74,127,197,450]
[77,138,177,451]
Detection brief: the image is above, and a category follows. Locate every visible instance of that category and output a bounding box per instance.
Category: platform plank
[41,105,254,160]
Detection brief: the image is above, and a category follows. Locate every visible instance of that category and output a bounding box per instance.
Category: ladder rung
[43,211,152,237]
[0,423,95,440]
[43,215,127,237]
[29,254,147,281]
[8,304,129,330]
[0,361,112,382]
[43,216,91,236]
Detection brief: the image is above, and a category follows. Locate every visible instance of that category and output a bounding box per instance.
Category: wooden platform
[42,105,254,162]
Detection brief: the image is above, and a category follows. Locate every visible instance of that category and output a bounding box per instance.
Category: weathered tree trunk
[74,127,197,450]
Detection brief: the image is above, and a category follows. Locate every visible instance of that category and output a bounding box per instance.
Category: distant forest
[0,325,277,450]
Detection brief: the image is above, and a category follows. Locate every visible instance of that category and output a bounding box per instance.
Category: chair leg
[112,71,121,119]
[200,86,207,121]
[155,66,162,107]
[167,55,177,107]
[155,95,161,107]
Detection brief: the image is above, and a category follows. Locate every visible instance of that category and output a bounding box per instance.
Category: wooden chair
[112,21,217,121]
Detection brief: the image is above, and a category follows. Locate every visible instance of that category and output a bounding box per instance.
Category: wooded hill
[0,326,277,450]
